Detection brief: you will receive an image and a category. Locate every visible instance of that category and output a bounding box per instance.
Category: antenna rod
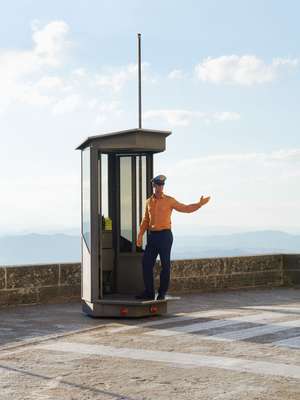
[137,33,142,129]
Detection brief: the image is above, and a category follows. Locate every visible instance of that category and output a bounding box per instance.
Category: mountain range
[0,230,299,266]
[0,233,80,265]
[173,230,300,259]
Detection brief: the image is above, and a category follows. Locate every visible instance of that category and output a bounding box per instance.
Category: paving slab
[1,287,300,399]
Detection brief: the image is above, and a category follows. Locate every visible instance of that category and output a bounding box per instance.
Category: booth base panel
[82,298,168,318]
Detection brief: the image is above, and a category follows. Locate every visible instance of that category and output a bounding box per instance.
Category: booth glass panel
[136,155,147,249]
[120,156,132,252]
[101,154,109,220]
[82,147,91,251]
[100,153,113,295]
[136,157,140,225]
[141,156,147,248]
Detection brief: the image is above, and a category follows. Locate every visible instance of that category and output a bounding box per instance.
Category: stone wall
[0,254,299,307]
[282,254,300,286]
[0,263,80,307]
[160,254,296,293]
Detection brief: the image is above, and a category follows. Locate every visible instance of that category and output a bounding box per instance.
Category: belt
[149,229,171,234]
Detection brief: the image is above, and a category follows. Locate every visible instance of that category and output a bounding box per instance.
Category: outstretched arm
[172,195,211,213]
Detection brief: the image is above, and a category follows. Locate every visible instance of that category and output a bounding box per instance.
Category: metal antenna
[137,33,142,129]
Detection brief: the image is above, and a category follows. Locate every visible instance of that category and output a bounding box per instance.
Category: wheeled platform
[82,294,180,318]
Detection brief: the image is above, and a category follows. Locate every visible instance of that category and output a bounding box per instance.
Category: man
[136,174,210,300]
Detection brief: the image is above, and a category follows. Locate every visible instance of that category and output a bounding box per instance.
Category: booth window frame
[81,146,91,252]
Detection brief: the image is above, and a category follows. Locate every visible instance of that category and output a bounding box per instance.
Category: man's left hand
[199,195,211,207]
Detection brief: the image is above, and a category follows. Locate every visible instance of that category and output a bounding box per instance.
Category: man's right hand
[136,237,143,247]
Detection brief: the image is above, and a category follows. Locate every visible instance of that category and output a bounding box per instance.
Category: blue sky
[0,1,299,235]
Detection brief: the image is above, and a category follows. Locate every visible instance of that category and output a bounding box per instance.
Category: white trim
[38,342,300,380]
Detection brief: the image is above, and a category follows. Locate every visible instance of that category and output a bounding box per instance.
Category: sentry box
[76,128,173,317]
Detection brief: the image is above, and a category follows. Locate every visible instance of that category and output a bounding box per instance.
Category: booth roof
[75,128,172,151]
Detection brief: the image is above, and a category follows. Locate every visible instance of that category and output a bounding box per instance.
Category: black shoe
[135,292,155,300]
[156,294,165,300]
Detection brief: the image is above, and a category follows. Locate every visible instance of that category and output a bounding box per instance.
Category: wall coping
[1,253,300,269]
[0,254,299,307]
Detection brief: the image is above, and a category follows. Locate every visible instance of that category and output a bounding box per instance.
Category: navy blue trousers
[142,230,173,298]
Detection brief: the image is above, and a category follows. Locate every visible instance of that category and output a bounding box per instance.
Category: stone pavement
[1,288,300,399]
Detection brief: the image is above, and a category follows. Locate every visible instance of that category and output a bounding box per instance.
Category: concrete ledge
[0,254,299,307]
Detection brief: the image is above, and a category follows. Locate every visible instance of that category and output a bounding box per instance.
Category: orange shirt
[138,193,201,236]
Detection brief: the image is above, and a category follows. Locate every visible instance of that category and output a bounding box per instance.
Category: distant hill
[172,230,300,259]
[0,233,80,265]
[0,230,299,266]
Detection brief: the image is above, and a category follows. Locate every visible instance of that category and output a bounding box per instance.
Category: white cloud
[144,109,240,127]
[94,100,124,125]
[176,148,300,167]
[161,147,300,229]
[0,173,80,233]
[267,148,300,162]
[144,109,200,126]
[95,62,154,92]
[213,111,241,121]
[195,55,299,85]
[31,20,71,67]
[0,20,127,120]
[52,94,82,115]
[36,76,64,89]
[0,20,70,110]
[272,58,299,67]
[71,68,88,78]
[0,20,299,233]
[168,69,186,80]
